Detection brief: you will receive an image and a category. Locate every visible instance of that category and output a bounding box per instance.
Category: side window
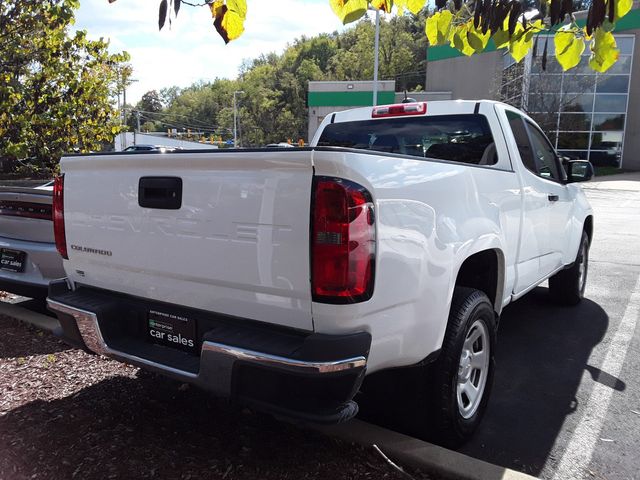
[506,111,537,173]
[524,122,562,181]
[506,110,563,181]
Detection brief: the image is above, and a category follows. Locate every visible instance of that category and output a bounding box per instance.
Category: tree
[0,0,130,174]
[112,0,632,74]
[139,90,164,113]
[145,13,433,146]
[128,90,164,131]
[159,86,181,107]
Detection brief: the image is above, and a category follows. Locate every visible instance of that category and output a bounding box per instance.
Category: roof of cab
[330,99,507,124]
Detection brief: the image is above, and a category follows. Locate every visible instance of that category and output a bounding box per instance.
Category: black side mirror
[567,160,594,183]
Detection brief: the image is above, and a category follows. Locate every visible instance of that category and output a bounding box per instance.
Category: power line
[136,113,232,134]
[134,109,225,130]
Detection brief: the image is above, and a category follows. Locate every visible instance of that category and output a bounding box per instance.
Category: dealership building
[425,5,640,169]
[308,5,639,170]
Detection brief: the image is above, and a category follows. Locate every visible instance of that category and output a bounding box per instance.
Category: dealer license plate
[0,248,26,273]
[147,309,197,354]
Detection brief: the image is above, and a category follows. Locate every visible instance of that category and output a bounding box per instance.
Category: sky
[74,0,351,104]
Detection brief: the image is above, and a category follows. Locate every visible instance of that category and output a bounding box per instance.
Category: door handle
[548,194,559,202]
[139,177,182,209]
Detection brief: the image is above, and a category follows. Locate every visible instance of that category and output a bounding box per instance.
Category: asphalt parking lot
[460,176,640,479]
[1,174,639,480]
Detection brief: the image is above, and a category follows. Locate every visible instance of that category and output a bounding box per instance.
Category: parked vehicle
[123,144,178,153]
[47,100,593,447]
[264,142,295,148]
[0,182,65,298]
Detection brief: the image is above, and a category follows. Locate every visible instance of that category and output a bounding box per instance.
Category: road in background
[462,175,640,479]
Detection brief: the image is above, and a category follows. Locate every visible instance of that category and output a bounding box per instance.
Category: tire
[549,231,589,306]
[423,287,497,448]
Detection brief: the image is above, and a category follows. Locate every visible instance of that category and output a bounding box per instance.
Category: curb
[0,300,60,333]
[315,419,538,480]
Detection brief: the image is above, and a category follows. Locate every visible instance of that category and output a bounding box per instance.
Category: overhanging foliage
[111,0,633,73]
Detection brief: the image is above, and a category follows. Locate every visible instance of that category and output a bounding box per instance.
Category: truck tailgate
[61,150,315,331]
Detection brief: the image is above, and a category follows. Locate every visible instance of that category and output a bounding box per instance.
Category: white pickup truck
[47,100,593,447]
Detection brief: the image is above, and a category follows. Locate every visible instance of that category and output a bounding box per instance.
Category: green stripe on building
[428,39,498,61]
[428,8,640,62]
[615,7,640,30]
[308,91,396,107]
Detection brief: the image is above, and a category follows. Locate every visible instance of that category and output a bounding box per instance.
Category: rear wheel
[549,231,589,306]
[413,287,497,448]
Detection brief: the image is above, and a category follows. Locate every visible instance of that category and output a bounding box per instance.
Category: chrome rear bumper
[46,283,370,424]
[47,298,366,377]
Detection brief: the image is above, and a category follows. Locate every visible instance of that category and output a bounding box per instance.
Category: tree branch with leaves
[110,0,634,73]
[0,0,132,174]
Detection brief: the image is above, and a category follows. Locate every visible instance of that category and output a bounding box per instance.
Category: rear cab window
[317,114,499,166]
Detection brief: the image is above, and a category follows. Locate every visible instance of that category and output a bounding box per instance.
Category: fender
[564,185,594,266]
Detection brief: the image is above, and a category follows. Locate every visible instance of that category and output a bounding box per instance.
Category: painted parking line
[552,273,640,480]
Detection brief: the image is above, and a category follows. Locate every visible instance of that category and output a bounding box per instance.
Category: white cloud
[74,0,347,103]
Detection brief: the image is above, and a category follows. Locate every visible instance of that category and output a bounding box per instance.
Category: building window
[501,34,634,168]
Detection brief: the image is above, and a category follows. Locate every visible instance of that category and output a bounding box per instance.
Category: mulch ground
[0,313,433,480]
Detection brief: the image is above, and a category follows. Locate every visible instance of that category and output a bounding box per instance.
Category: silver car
[0,182,64,298]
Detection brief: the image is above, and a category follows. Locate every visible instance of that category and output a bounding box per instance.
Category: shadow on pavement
[16,298,55,316]
[459,287,610,476]
[0,315,70,358]
[356,286,610,477]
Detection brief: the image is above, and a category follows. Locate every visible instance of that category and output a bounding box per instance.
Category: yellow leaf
[212,2,246,43]
[508,23,535,63]
[450,24,475,56]
[492,29,509,49]
[467,23,490,53]
[221,9,244,41]
[589,28,619,72]
[210,0,224,18]
[330,0,368,24]
[425,10,453,46]
[554,29,585,70]
[371,0,392,12]
[615,0,633,20]
[228,0,247,19]
[530,19,544,32]
[407,0,426,14]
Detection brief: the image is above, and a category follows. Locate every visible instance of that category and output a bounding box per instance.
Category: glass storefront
[504,35,634,167]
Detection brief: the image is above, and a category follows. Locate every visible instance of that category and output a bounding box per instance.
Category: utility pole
[373,8,380,106]
[121,88,127,150]
[120,78,138,150]
[133,110,141,146]
[233,90,244,148]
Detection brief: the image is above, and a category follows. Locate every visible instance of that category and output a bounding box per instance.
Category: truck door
[522,120,574,275]
[505,111,572,295]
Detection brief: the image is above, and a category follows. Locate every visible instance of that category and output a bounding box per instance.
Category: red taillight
[53,175,68,259]
[311,177,375,303]
[372,102,427,118]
